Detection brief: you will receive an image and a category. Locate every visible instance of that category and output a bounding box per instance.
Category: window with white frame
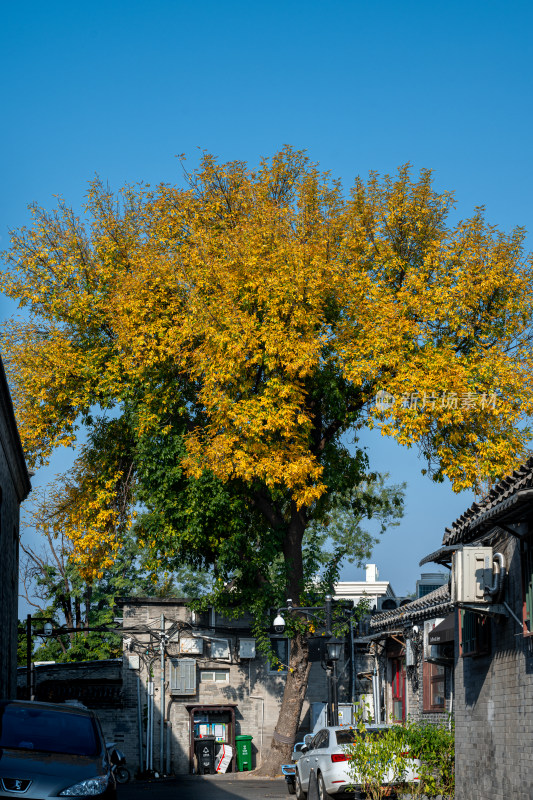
[191,608,215,628]
[200,670,230,682]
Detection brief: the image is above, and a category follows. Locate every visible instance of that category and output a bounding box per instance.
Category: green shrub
[345,717,454,800]
[400,717,455,799]
[345,724,410,800]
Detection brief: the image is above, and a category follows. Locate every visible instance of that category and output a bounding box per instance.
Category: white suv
[294,724,419,800]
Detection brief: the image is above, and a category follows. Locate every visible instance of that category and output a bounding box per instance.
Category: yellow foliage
[21,423,135,582]
[2,149,533,573]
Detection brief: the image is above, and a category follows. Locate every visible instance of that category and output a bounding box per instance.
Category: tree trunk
[74,597,81,632]
[257,501,311,776]
[256,631,311,776]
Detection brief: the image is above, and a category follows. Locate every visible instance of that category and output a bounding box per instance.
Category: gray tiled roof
[370,583,452,631]
[442,456,533,546]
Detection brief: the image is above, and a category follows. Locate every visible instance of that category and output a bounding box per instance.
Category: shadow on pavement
[118,775,288,799]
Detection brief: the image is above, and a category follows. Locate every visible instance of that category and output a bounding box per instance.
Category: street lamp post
[24,615,58,700]
[325,637,344,726]
[273,595,343,727]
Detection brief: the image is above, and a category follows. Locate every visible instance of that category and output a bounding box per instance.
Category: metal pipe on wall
[137,675,143,773]
[147,679,154,772]
[249,696,264,765]
[145,684,149,772]
[160,614,165,774]
[349,617,356,704]
[372,668,382,724]
[166,721,172,775]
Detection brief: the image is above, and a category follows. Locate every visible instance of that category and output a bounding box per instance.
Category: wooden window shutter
[170,659,196,695]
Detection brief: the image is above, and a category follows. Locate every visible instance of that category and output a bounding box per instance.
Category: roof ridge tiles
[442,456,533,545]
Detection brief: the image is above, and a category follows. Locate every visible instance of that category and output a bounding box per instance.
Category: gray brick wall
[0,441,21,699]
[454,532,533,800]
[0,358,31,699]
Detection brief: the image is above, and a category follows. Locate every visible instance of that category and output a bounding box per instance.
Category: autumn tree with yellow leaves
[3,148,533,771]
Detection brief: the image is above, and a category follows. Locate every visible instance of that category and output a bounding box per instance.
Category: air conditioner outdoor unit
[451,547,493,604]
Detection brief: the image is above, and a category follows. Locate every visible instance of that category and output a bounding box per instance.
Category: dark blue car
[0,700,123,798]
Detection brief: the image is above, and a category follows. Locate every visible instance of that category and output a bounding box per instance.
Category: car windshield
[0,705,100,756]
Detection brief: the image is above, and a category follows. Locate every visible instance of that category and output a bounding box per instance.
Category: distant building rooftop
[334,564,396,610]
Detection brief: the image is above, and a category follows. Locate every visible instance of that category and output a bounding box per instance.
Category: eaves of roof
[441,457,533,547]
[369,583,452,631]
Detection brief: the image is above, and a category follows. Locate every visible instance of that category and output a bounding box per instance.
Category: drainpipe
[349,616,356,705]
[137,675,143,773]
[147,678,154,772]
[485,553,505,601]
[372,654,382,725]
[160,614,165,774]
[166,722,172,774]
[372,668,379,724]
[249,696,264,766]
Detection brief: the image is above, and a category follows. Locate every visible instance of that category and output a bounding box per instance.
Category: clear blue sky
[2,0,532,606]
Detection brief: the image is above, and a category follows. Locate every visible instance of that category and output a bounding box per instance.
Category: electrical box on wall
[451,547,493,604]
[239,638,256,659]
[180,637,204,655]
[210,638,230,659]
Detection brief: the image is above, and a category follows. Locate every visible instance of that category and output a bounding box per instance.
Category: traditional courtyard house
[0,356,31,698]
[369,581,454,724]
[116,596,356,776]
[420,456,533,800]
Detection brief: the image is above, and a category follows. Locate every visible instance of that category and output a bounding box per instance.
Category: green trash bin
[235,734,254,772]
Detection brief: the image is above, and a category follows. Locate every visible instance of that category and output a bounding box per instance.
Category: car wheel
[317,772,334,800]
[295,769,306,800]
